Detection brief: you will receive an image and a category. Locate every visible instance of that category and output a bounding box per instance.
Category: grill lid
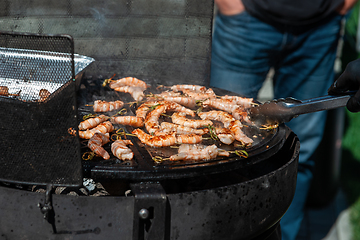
[0,32,93,187]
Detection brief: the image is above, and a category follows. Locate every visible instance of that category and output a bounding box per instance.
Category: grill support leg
[131,182,167,240]
[38,184,57,233]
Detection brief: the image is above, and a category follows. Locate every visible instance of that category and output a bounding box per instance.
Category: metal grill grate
[0,32,82,186]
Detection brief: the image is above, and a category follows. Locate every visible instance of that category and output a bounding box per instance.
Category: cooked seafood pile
[74,76,267,163]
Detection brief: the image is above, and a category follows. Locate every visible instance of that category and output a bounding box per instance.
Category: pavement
[258,75,353,240]
[297,189,352,240]
[323,208,353,240]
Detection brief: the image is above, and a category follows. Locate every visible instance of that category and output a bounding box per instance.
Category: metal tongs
[248,91,356,125]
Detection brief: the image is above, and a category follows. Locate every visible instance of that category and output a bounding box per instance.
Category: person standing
[210,0,357,239]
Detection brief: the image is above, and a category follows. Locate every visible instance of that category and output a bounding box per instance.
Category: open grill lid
[0,32,93,187]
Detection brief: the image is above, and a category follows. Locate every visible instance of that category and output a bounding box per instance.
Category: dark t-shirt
[242,0,343,26]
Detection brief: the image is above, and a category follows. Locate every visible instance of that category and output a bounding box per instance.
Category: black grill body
[0,131,299,240]
[0,33,82,186]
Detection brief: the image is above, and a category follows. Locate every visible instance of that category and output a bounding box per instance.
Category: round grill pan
[79,81,291,181]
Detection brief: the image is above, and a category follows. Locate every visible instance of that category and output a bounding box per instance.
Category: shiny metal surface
[249,92,355,125]
[0,47,94,101]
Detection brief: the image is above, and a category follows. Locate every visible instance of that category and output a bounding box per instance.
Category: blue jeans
[211,11,342,240]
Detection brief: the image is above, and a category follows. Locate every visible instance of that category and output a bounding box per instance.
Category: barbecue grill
[0,1,300,239]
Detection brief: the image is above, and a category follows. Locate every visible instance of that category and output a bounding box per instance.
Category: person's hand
[336,0,358,15]
[215,0,245,16]
[328,58,360,112]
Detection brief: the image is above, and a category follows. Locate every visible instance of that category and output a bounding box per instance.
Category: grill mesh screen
[0,32,82,186]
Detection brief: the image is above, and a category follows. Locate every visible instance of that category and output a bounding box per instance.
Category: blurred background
[255,2,360,239]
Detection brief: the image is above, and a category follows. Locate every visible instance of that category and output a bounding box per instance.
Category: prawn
[109,77,148,90]
[111,116,144,128]
[169,144,229,161]
[171,112,213,129]
[182,88,217,100]
[161,96,196,109]
[214,127,235,145]
[170,84,206,93]
[111,139,134,160]
[78,121,114,139]
[176,134,203,144]
[136,101,157,119]
[38,89,50,102]
[113,86,145,101]
[156,91,182,97]
[132,128,176,147]
[229,120,253,146]
[144,104,166,134]
[93,100,124,112]
[202,98,239,113]
[79,115,108,130]
[136,100,195,119]
[221,95,254,109]
[87,133,110,160]
[163,101,195,117]
[0,86,21,97]
[158,122,209,135]
[0,86,8,96]
[198,110,235,128]
[231,108,253,124]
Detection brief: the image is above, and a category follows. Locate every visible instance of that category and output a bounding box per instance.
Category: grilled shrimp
[171,112,213,129]
[163,101,195,117]
[136,100,195,119]
[170,84,206,93]
[113,86,145,101]
[87,133,110,160]
[79,115,108,130]
[93,100,124,112]
[214,127,235,145]
[156,91,182,97]
[110,116,144,128]
[0,86,8,96]
[169,144,229,161]
[109,77,148,90]
[232,108,253,124]
[161,96,196,109]
[176,134,203,144]
[145,104,166,134]
[198,110,235,128]
[39,89,50,102]
[111,139,134,160]
[221,95,253,108]
[158,122,209,135]
[182,88,217,100]
[79,121,114,139]
[136,101,155,119]
[229,120,253,146]
[202,98,252,124]
[132,128,176,147]
[202,98,239,113]
[78,130,95,140]
[0,86,21,98]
